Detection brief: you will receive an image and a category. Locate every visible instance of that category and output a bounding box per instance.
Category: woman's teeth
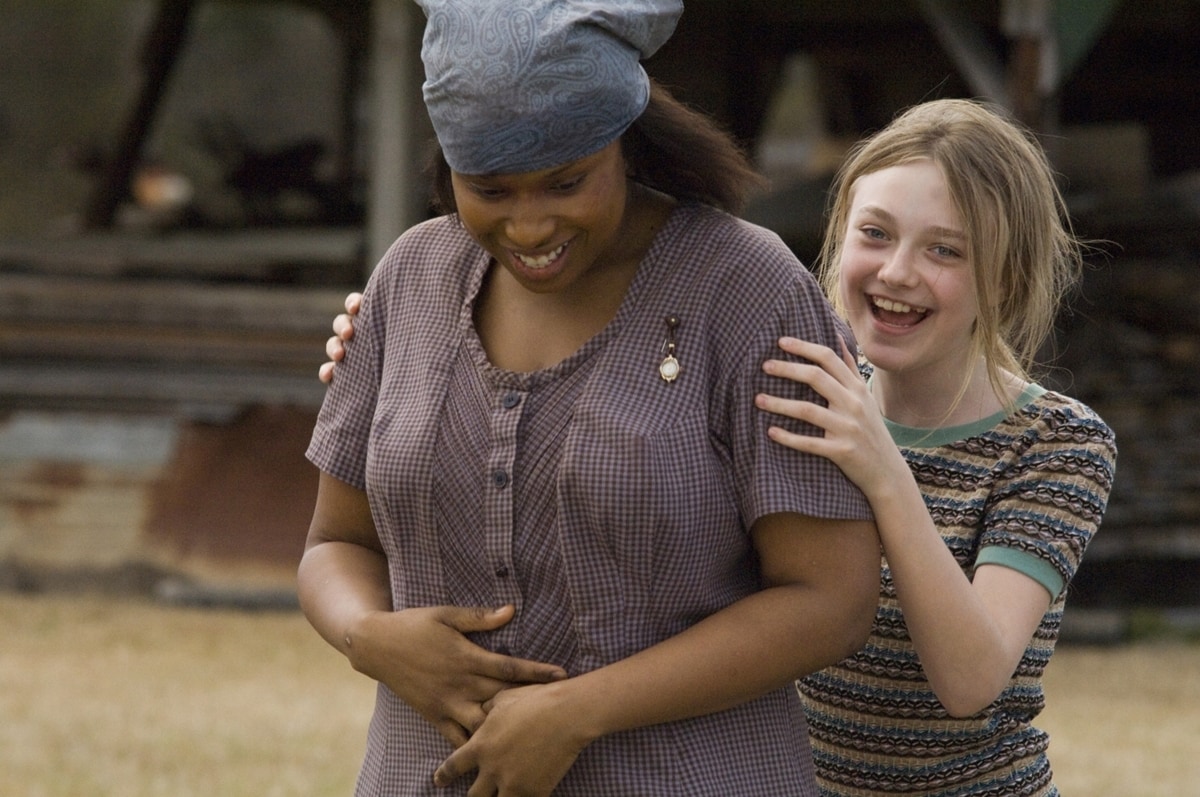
[515,242,566,269]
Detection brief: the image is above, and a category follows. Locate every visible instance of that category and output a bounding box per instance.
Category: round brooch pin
[659,314,681,383]
[659,354,680,382]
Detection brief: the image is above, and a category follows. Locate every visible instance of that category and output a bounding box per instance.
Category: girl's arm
[433,509,880,795]
[755,336,1051,717]
[297,472,567,747]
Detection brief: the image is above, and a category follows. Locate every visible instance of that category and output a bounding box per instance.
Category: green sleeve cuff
[975,546,1065,598]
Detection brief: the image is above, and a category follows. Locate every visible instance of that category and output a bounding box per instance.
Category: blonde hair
[817,98,1082,406]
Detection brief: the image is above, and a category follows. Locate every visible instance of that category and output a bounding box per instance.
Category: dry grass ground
[3,593,1198,796]
[1,593,372,797]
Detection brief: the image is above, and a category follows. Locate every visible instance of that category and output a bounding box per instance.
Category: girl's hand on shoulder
[755,336,898,495]
[433,679,589,796]
[318,291,363,384]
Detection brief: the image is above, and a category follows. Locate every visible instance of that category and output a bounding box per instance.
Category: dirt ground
[2,592,1198,796]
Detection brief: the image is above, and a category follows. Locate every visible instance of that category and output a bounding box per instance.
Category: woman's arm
[433,510,881,795]
[297,472,567,747]
[755,336,1052,716]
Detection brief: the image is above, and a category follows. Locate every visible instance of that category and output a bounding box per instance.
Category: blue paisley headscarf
[415,0,682,175]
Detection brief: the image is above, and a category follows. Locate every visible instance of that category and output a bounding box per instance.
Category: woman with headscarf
[299,2,879,794]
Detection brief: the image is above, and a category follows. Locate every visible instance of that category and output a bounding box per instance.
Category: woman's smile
[507,240,574,283]
[512,241,570,271]
[452,142,630,297]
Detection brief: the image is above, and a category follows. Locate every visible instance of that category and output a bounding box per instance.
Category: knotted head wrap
[414,0,683,175]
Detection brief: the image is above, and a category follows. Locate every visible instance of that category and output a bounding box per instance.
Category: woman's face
[837,158,979,383]
[451,141,633,296]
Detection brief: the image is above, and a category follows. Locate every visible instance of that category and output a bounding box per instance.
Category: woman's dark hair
[427,78,764,215]
[622,78,765,213]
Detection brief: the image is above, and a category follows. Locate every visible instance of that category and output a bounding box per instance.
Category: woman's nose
[505,199,554,247]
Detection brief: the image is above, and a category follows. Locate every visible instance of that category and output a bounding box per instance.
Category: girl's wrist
[862,448,919,505]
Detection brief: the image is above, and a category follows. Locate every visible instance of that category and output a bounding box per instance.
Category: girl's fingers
[765,423,836,457]
[325,335,346,361]
[755,392,810,422]
[774,337,859,386]
[755,392,836,435]
[761,355,847,408]
[837,337,859,369]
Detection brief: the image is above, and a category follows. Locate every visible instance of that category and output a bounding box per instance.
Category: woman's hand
[431,510,881,795]
[755,336,899,496]
[433,680,590,796]
[318,291,363,384]
[347,604,568,748]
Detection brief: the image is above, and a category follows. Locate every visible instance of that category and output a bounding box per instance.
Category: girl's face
[837,159,979,384]
[451,141,633,297]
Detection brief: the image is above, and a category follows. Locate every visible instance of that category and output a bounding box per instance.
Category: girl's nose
[877,247,920,287]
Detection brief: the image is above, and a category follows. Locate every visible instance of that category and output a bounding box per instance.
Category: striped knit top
[798,383,1117,797]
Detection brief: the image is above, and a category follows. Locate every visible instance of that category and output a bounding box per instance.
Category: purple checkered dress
[308,203,871,795]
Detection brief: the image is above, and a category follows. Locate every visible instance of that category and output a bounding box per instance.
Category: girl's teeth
[516,243,566,269]
[874,297,924,314]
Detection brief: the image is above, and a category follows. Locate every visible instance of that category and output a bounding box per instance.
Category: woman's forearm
[297,540,392,658]
[431,513,879,788]
[565,517,879,741]
[577,584,871,741]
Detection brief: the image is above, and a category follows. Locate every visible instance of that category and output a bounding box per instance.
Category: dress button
[496,645,512,656]
[495,565,509,578]
[502,392,521,409]
[491,469,509,488]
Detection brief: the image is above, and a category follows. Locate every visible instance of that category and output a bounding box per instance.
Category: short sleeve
[975,545,1064,597]
[305,264,389,489]
[978,398,1117,598]
[727,275,873,526]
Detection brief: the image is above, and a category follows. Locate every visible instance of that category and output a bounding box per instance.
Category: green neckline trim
[882,383,1046,448]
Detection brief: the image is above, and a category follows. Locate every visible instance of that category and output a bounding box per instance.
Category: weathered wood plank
[0,321,323,369]
[0,274,348,333]
[0,228,365,283]
[0,362,327,412]
[0,270,347,411]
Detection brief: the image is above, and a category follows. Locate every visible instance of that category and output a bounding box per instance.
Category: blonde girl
[756,98,1117,796]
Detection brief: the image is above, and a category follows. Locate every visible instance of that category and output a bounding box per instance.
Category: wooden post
[914,0,1007,105]
[82,0,197,229]
[366,0,425,273]
[1002,0,1055,129]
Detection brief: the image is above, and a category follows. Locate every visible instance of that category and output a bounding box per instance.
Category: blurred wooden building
[1,0,1198,626]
